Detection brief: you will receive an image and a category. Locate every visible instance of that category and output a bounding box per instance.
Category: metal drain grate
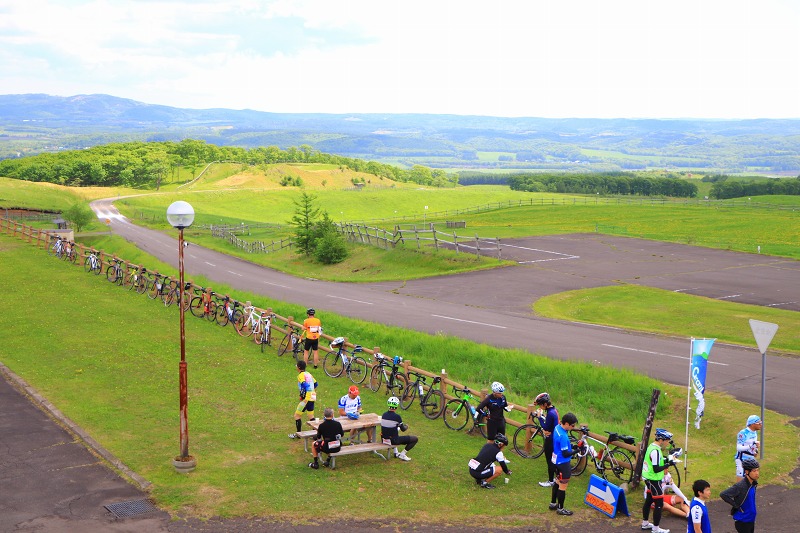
[104,498,160,518]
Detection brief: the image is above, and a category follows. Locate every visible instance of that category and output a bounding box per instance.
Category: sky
[2,0,799,119]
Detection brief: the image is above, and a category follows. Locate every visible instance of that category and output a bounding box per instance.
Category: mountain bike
[367,353,407,396]
[83,249,103,275]
[277,322,303,362]
[443,386,487,437]
[400,371,445,419]
[512,410,546,459]
[189,287,217,321]
[569,426,635,484]
[106,258,125,285]
[322,337,368,384]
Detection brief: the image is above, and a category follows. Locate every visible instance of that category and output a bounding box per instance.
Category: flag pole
[684,338,693,480]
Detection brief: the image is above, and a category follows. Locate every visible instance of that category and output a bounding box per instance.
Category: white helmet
[491,381,505,393]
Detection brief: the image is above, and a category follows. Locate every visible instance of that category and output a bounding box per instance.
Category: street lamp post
[166,201,195,472]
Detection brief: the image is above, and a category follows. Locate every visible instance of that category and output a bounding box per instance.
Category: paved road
[92,199,800,418]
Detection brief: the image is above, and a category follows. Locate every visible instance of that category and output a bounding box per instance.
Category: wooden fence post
[630,388,660,490]
[453,232,458,253]
[433,227,439,251]
[526,403,537,455]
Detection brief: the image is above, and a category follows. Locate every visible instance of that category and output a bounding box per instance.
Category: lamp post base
[172,456,197,473]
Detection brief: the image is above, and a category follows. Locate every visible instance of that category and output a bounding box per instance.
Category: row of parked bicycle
[46,234,653,486]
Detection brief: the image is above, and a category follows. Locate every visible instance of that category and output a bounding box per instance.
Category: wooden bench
[322,442,397,469]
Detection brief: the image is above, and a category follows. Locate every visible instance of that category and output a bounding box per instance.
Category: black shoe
[308,461,319,469]
[549,503,558,510]
[322,460,330,468]
[480,481,495,489]
[556,508,573,516]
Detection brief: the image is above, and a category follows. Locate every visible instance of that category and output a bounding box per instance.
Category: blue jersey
[732,483,757,523]
[735,427,758,460]
[539,406,559,438]
[551,424,572,465]
[687,498,712,533]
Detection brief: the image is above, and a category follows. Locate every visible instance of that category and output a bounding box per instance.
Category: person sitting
[338,385,363,442]
[380,396,418,461]
[309,408,344,469]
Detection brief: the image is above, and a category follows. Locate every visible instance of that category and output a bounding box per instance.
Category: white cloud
[1,0,798,118]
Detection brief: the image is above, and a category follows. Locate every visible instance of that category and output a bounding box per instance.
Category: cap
[747,415,761,426]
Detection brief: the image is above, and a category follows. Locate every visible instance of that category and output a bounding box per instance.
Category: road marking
[327,295,373,305]
[602,344,729,366]
[766,301,797,307]
[262,280,290,288]
[718,294,742,300]
[431,314,507,329]
[188,254,197,259]
[227,270,243,277]
[205,262,216,267]
[673,287,700,292]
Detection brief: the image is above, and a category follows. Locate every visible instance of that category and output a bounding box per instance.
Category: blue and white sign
[584,474,629,518]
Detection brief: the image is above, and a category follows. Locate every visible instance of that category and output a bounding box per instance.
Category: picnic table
[302,413,396,468]
[306,412,382,443]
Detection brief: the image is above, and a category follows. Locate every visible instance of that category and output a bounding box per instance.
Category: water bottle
[418,384,424,395]
[470,405,477,417]
[589,445,597,458]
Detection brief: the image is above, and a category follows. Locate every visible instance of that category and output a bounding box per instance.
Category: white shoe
[538,480,554,487]
[652,528,670,533]
[288,433,299,439]
[395,451,411,461]
[641,522,654,530]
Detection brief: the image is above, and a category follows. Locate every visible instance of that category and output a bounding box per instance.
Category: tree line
[708,175,800,199]
[0,139,458,189]
[507,172,698,197]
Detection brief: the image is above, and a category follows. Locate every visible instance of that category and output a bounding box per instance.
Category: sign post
[748,319,778,458]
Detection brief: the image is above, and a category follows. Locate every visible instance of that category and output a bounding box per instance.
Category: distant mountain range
[2,93,800,174]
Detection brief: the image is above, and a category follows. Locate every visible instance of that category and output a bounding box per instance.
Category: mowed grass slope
[2,235,797,525]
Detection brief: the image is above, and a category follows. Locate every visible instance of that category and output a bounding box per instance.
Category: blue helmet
[346,412,360,420]
[655,428,673,441]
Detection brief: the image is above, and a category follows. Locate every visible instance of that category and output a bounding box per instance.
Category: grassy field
[2,234,797,526]
[535,285,800,354]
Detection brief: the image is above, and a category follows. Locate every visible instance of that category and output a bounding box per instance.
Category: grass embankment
[535,286,800,355]
[1,235,797,526]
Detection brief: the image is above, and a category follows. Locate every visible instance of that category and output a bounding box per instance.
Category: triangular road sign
[749,319,779,354]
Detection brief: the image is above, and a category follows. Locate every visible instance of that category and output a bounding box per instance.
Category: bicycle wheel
[205,301,217,322]
[147,279,161,300]
[513,424,545,459]
[292,341,303,363]
[67,249,78,264]
[387,372,407,397]
[253,322,264,344]
[136,274,149,295]
[367,366,384,392]
[92,259,102,275]
[215,305,229,326]
[234,313,250,336]
[474,415,488,439]
[189,297,205,318]
[570,436,588,476]
[443,400,470,431]
[605,449,634,484]
[83,256,93,273]
[323,352,344,378]
[277,333,291,356]
[347,357,368,384]
[400,383,417,410]
[163,289,176,307]
[421,389,445,420]
[260,329,269,353]
[666,463,681,488]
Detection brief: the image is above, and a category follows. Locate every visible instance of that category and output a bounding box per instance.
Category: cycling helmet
[494,433,509,446]
[535,392,551,405]
[387,396,400,409]
[741,457,760,472]
[330,336,345,348]
[348,385,359,396]
[655,428,673,441]
[306,308,315,316]
[491,381,505,394]
[392,355,403,365]
[346,412,360,420]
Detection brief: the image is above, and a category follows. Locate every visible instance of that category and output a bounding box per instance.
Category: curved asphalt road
[92,198,800,420]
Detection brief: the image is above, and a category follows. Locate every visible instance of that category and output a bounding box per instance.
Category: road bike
[189,287,217,321]
[106,258,125,285]
[47,235,64,258]
[253,311,274,353]
[162,279,191,310]
[443,386,487,437]
[512,410,546,459]
[569,426,636,484]
[56,239,78,264]
[277,322,303,362]
[367,353,407,396]
[400,371,445,419]
[234,303,262,337]
[322,337,368,384]
[83,249,103,275]
[214,295,240,327]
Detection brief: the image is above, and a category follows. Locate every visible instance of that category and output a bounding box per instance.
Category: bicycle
[106,258,125,285]
[60,240,78,264]
[162,280,191,310]
[443,386,488,437]
[277,322,303,362]
[234,303,262,337]
[47,235,64,258]
[512,410,546,459]
[569,426,636,484]
[400,371,445,419]
[322,337,368,384]
[83,249,103,275]
[214,295,240,327]
[189,287,217,322]
[367,353,407,396]
[253,311,274,353]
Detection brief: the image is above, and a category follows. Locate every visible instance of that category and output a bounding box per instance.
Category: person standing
[687,479,712,533]
[288,360,317,438]
[468,433,511,489]
[380,396,418,461]
[476,381,513,444]
[735,415,761,481]
[309,407,344,469]
[721,458,759,533]
[534,392,559,488]
[302,308,322,368]
[550,412,582,516]
[641,428,678,533]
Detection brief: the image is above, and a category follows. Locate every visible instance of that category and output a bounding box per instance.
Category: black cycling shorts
[304,338,319,351]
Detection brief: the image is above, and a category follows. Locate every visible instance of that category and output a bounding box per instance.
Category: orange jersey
[303,317,322,339]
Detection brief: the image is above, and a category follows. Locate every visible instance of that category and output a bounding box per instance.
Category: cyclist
[687,479,712,533]
[476,381,513,444]
[721,457,759,533]
[380,396,418,462]
[288,361,318,439]
[535,392,559,488]
[550,412,583,516]
[309,407,344,469]
[338,385,363,441]
[641,428,678,533]
[468,433,511,489]
[735,415,761,481]
[302,308,322,368]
